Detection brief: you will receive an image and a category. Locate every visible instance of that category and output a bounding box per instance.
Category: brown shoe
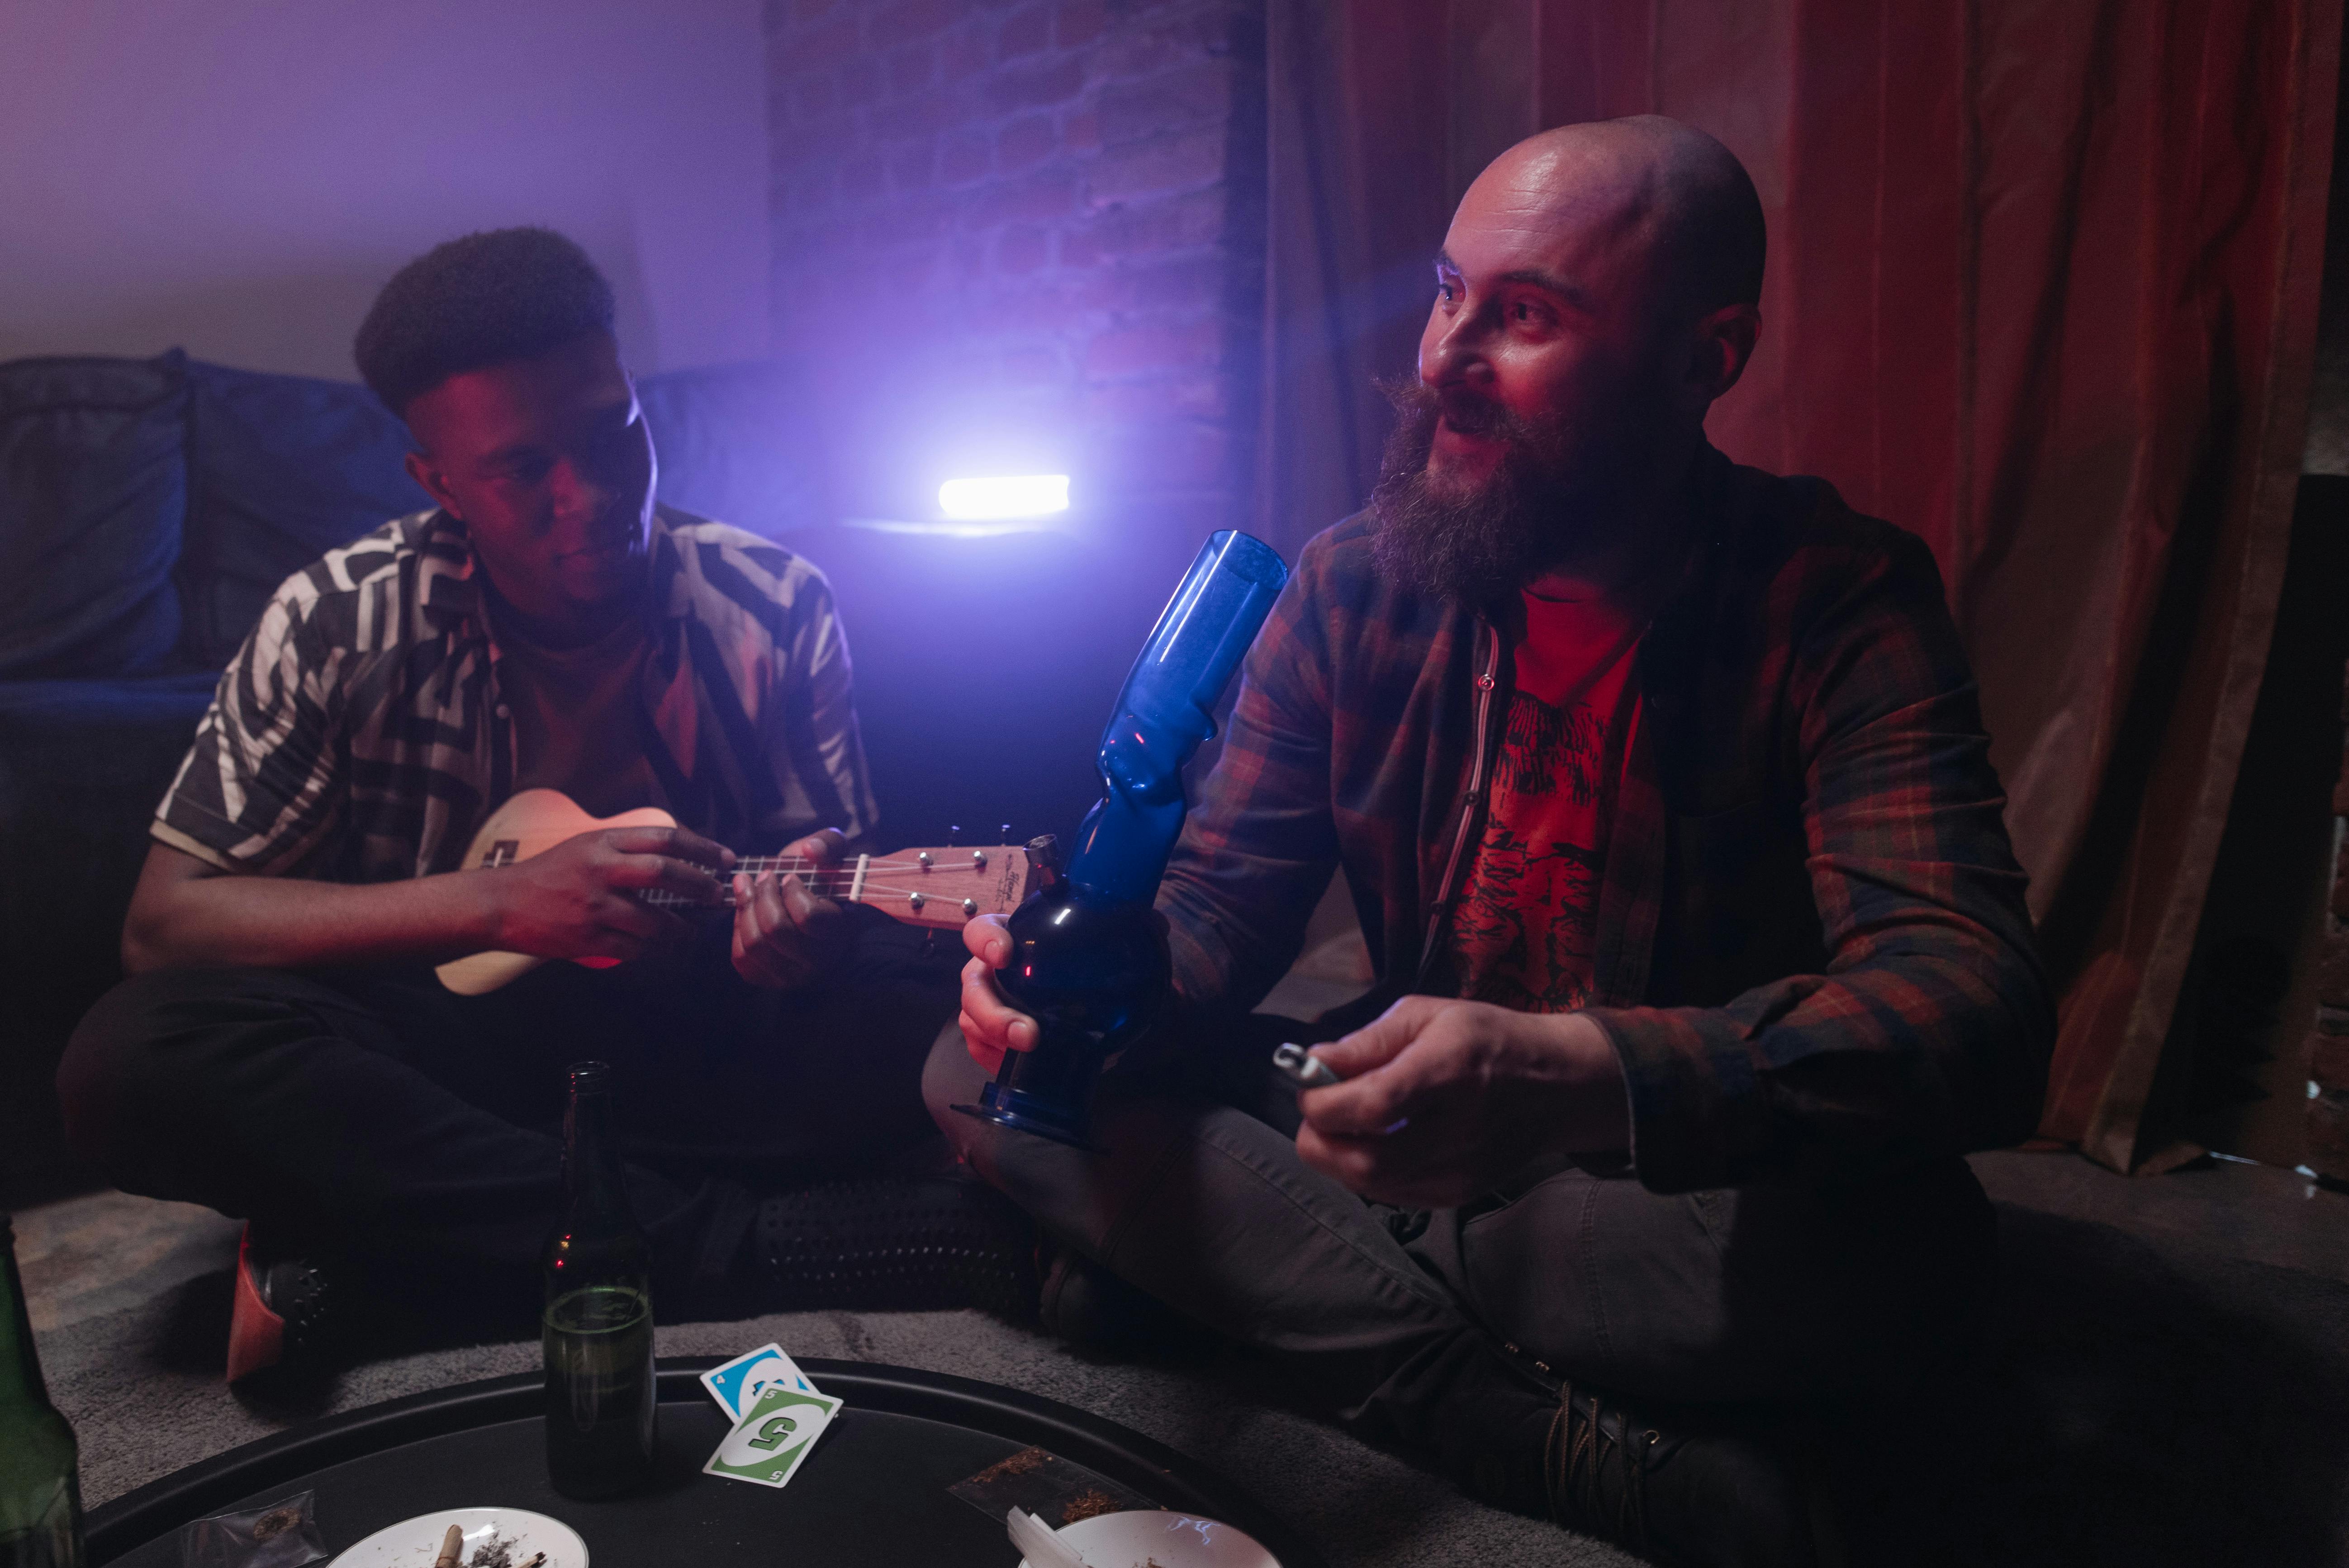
[1534,1382,1829,1568]
[1445,1371,1828,1567]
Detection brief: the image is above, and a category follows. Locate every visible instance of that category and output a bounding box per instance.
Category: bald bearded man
[937,118,2050,1565]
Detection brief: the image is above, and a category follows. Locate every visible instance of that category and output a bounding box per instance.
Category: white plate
[327,1506,587,1568]
[1018,1509,1279,1568]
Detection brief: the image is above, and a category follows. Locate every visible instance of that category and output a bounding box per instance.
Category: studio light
[937,474,1070,520]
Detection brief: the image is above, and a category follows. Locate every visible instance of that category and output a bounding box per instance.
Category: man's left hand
[1295,996,1632,1207]
[731,829,850,991]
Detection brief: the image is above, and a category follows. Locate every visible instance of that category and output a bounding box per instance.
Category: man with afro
[61,228,1034,1378]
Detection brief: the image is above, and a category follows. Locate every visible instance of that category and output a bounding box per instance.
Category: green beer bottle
[0,1216,84,1568]
[541,1061,658,1498]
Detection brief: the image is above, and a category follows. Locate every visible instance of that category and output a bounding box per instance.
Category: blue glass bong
[954,530,1289,1147]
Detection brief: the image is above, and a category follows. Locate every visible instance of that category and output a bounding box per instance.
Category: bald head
[1384,116,1766,602]
[1468,115,1765,318]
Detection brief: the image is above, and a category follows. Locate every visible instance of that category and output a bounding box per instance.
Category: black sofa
[0,351,1152,1199]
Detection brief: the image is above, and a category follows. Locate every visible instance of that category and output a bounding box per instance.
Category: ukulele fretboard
[640,848,1011,921]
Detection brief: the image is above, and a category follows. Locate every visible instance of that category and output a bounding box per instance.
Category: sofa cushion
[180,360,423,667]
[175,359,822,664]
[0,671,220,1189]
[638,360,828,538]
[0,352,189,678]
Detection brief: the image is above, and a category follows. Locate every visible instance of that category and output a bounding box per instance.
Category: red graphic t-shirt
[1448,589,1645,1012]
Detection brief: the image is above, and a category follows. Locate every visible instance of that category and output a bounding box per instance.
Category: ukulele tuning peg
[948,824,960,846]
[999,823,1011,843]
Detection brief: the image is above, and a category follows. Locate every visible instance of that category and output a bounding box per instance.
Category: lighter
[1271,1042,1344,1090]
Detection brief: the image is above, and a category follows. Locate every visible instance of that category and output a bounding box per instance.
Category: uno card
[703,1381,842,1489]
[701,1342,819,1420]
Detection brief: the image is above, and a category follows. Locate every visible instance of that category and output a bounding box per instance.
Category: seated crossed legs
[933,115,2050,1566]
[927,1013,1994,1566]
[62,916,1032,1361]
[54,228,1037,1377]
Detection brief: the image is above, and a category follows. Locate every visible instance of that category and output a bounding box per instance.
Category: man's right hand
[959,913,1038,1075]
[484,825,735,962]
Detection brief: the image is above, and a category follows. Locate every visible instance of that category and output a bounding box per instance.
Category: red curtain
[1259,0,2340,1170]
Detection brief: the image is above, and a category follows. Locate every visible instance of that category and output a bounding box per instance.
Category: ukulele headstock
[641,844,1034,931]
[848,846,1032,929]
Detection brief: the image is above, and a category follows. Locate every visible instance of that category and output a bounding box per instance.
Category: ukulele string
[645,885,989,905]
[641,871,1000,908]
[722,858,964,876]
[630,847,1010,908]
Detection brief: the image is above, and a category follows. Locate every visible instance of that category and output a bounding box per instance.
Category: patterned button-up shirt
[154,506,874,881]
[1158,445,2054,1193]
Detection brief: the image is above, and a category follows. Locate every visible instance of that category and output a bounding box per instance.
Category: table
[86,1358,1323,1567]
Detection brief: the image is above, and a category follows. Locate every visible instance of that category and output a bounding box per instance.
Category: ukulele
[434,788,1029,995]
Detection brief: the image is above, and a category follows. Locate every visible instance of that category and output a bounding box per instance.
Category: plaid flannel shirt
[1158,445,2053,1193]
[155,505,874,882]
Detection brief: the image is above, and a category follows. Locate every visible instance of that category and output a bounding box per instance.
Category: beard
[1367,376,1667,604]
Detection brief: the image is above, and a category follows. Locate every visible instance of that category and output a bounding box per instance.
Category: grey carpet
[27,1151,2349,1567]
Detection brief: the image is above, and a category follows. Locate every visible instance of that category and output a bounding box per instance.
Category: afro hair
[353,227,616,418]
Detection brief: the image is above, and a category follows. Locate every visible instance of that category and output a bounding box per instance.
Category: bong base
[951,1080,1096,1151]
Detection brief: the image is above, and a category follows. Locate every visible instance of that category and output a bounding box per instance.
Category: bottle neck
[564,1085,629,1218]
[1,1218,52,1411]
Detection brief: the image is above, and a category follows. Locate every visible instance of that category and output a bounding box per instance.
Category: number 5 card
[704,1382,843,1489]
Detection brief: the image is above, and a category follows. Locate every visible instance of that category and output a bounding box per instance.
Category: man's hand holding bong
[956,913,1036,1075]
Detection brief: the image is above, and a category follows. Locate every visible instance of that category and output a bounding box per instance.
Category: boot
[1476,1377,1830,1568]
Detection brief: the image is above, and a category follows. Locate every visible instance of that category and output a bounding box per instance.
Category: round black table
[86,1358,1323,1568]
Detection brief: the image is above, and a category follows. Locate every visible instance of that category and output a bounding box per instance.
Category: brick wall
[763,0,1263,564]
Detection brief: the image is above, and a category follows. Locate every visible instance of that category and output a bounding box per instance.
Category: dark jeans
[60,913,959,1317]
[924,1014,1995,1449]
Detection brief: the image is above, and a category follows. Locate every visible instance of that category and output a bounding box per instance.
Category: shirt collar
[417,506,684,635]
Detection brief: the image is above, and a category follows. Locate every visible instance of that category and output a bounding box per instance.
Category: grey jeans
[924,1014,1996,1450]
